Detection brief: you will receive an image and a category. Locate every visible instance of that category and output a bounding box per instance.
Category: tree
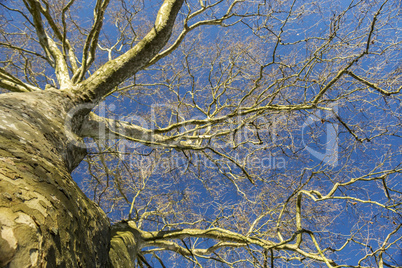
[0,0,401,267]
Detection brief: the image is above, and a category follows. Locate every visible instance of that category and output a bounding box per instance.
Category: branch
[143,240,246,257]
[109,221,141,267]
[312,1,387,104]
[0,42,49,62]
[345,71,402,96]
[23,0,72,89]
[39,0,79,74]
[75,0,185,103]
[79,112,194,149]
[0,68,41,92]
[300,169,402,212]
[113,220,338,266]
[79,100,318,150]
[146,0,242,67]
[74,0,111,83]
[62,0,79,73]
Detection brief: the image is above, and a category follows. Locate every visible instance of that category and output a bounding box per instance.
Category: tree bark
[0,90,110,267]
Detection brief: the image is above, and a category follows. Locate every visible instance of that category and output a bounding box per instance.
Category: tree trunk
[0,90,110,267]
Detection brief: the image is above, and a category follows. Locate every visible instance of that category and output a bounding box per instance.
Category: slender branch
[295,194,303,247]
[312,1,387,103]
[146,0,242,67]
[345,71,401,96]
[0,42,49,61]
[74,0,111,83]
[300,169,402,212]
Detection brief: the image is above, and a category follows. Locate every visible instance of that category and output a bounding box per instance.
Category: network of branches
[0,0,401,267]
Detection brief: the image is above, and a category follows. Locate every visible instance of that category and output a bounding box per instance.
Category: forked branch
[75,0,185,103]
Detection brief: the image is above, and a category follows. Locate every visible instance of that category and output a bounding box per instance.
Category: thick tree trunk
[0,91,110,267]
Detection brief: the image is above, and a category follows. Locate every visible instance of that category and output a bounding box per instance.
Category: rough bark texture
[0,90,110,267]
[109,221,141,268]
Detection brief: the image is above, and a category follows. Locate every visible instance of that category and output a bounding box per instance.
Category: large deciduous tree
[0,0,401,267]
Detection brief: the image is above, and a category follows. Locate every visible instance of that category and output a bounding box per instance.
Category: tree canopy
[0,0,401,267]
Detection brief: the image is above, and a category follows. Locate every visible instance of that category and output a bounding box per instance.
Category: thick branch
[112,220,337,266]
[143,240,246,258]
[109,221,141,267]
[79,112,192,149]
[75,0,185,103]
